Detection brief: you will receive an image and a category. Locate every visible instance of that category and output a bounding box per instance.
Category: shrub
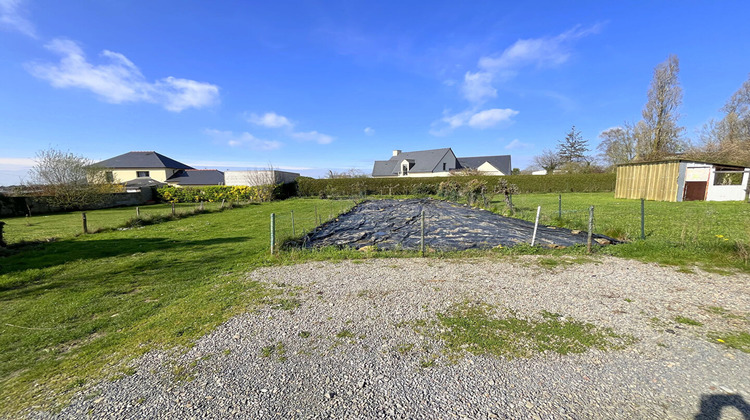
[156,184,283,203]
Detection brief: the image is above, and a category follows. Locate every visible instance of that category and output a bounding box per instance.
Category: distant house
[224,170,300,186]
[96,151,194,185]
[372,148,511,178]
[615,160,750,202]
[96,151,228,191]
[166,169,225,187]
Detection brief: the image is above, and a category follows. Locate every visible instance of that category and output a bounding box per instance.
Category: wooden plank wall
[615,162,680,201]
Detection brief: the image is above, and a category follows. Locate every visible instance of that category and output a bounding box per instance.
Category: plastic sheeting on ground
[303,198,618,251]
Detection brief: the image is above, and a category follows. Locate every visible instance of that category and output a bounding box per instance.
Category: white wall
[706,168,749,201]
[225,170,300,186]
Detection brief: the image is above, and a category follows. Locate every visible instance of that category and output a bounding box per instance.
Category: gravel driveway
[29,256,750,419]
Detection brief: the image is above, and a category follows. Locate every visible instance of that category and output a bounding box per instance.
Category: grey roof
[123,177,166,188]
[167,170,225,185]
[96,151,194,170]
[372,148,454,176]
[457,155,512,174]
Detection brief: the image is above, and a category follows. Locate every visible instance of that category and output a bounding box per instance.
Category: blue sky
[2,1,750,185]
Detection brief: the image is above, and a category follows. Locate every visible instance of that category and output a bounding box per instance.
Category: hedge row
[297,173,616,197]
[157,185,276,203]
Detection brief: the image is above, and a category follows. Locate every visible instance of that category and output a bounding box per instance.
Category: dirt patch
[303,198,617,251]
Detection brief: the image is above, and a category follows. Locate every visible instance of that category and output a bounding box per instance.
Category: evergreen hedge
[296,173,616,197]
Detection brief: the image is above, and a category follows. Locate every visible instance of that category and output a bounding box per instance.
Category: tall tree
[597,124,637,167]
[557,125,589,163]
[637,55,685,160]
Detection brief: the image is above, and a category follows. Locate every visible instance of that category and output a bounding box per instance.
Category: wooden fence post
[291,211,296,236]
[136,207,140,218]
[270,213,276,255]
[82,212,88,234]
[558,194,562,219]
[0,221,6,247]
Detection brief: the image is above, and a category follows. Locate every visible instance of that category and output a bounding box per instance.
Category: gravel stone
[23,256,750,419]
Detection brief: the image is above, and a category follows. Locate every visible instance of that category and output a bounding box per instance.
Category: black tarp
[304,199,618,251]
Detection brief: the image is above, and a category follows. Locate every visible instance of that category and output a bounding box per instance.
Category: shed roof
[167,169,225,185]
[96,151,194,169]
[616,159,748,169]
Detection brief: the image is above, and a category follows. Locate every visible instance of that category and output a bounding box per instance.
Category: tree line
[533,55,750,173]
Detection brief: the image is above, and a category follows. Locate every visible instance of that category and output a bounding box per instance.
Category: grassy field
[504,192,750,272]
[0,193,748,414]
[0,198,357,414]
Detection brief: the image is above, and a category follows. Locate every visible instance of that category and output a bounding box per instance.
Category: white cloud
[247,112,293,128]
[468,108,519,129]
[0,157,35,167]
[27,39,220,112]
[291,130,334,145]
[504,139,532,150]
[0,0,36,38]
[460,24,601,105]
[430,108,518,135]
[364,127,375,136]
[204,129,281,151]
[190,160,312,171]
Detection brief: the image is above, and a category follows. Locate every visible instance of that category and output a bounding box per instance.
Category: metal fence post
[587,206,594,253]
[315,205,319,225]
[82,212,88,234]
[136,207,140,218]
[171,202,175,216]
[420,210,425,257]
[558,194,562,219]
[270,213,276,255]
[531,206,541,246]
[640,198,645,240]
[291,211,296,236]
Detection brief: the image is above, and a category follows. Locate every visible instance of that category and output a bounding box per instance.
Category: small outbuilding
[615,160,750,202]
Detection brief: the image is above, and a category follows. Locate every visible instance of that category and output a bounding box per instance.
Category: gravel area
[28,256,750,419]
[304,199,618,250]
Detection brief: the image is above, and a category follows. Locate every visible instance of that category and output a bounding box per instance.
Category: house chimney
[393,150,401,157]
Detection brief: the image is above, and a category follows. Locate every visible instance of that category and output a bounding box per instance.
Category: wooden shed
[615,160,750,202]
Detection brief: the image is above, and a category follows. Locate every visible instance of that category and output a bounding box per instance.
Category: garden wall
[0,189,154,217]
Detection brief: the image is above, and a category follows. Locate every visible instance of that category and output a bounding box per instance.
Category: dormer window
[401,164,409,175]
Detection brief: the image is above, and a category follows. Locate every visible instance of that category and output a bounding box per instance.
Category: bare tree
[532,149,561,175]
[597,124,637,167]
[637,55,686,160]
[26,148,119,210]
[690,74,750,166]
[242,163,279,186]
[325,168,368,179]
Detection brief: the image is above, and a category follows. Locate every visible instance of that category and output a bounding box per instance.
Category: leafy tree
[557,125,589,163]
[637,55,686,160]
[597,124,637,167]
[26,148,119,210]
[532,149,561,175]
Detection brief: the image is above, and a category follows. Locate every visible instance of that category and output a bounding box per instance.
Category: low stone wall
[0,188,154,217]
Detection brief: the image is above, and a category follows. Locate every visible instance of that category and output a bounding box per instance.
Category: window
[401,164,409,175]
[137,171,150,178]
[713,172,743,185]
[105,171,114,182]
[443,162,447,171]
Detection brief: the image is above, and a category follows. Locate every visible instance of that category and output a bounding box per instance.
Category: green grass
[503,192,750,272]
[1,192,747,413]
[675,316,703,326]
[418,301,632,360]
[711,332,750,353]
[0,198,353,414]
